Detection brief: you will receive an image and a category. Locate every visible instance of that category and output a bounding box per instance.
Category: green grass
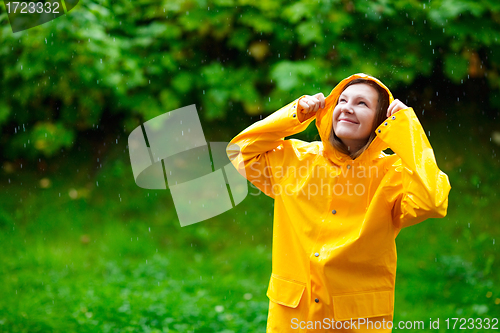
[1,106,499,332]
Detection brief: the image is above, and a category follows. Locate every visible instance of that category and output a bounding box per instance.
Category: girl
[226,73,451,332]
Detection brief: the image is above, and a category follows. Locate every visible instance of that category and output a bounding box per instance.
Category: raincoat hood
[315,73,395,164]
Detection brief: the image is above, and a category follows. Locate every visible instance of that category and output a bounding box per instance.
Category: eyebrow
[338,93,373,107]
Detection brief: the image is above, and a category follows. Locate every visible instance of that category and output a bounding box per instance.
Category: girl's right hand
[298,93,326,116]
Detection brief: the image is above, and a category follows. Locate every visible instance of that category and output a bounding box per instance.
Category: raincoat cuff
[374,107,415,145]
[374,107,423,170]
[284,96,316,130]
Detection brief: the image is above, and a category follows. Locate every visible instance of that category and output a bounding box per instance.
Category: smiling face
[332,83,379,152]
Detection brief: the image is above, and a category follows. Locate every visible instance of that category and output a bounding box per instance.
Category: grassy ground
[1,103,499,332]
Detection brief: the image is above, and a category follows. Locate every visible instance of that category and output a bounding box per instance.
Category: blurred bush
[0,0,499,160]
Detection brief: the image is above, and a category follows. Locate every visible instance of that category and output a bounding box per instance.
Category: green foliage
[1,107,500,331]
[1,0,500,161]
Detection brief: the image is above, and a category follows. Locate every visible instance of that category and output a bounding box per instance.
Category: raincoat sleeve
[226,97,316,198]
[375,107,451,229]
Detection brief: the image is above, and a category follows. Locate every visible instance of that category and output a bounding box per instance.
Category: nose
[339,103,354,114]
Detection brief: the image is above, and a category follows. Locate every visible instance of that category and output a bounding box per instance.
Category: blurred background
[0,0,499,332]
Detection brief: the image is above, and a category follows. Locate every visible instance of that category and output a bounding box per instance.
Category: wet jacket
[226,73,451,332]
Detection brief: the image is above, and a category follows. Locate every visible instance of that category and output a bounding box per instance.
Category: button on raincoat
[226,73,451,332]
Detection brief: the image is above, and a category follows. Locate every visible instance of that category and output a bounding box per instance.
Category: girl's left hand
[387,99,409,118]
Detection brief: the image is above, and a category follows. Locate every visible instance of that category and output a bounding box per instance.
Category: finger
[310,97,320,112]
[305,99,313,113]
[317,93,326,109]
[399,101,408,110]
[299,99,310,112]
[387,101,396,117]
[312,102,319,113]
[390,99,401,116]
[312,93,325,109]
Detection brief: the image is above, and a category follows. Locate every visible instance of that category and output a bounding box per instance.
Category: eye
[359,101,367,106]
[339,98,347,103]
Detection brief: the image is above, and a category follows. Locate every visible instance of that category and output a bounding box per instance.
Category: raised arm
[226,97,317,198]
[376,102,451,229]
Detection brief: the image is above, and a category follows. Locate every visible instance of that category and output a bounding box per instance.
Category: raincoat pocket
[266,274,306,308]
[332,290,393,322]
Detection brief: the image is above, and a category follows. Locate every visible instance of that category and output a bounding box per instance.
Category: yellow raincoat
[226,73,451,332]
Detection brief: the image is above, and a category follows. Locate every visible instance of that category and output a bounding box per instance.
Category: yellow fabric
[227,73,451,332]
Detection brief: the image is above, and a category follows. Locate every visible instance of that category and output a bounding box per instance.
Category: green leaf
[171,72,193,94]
[296,21,323,45]
[444,53,468,83]
[0,101,10,126]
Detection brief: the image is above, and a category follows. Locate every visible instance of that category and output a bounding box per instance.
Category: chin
[334,130,356,141]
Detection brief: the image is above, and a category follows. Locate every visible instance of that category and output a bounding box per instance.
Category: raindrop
[100,59,102,63]
[96,181,99,187]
